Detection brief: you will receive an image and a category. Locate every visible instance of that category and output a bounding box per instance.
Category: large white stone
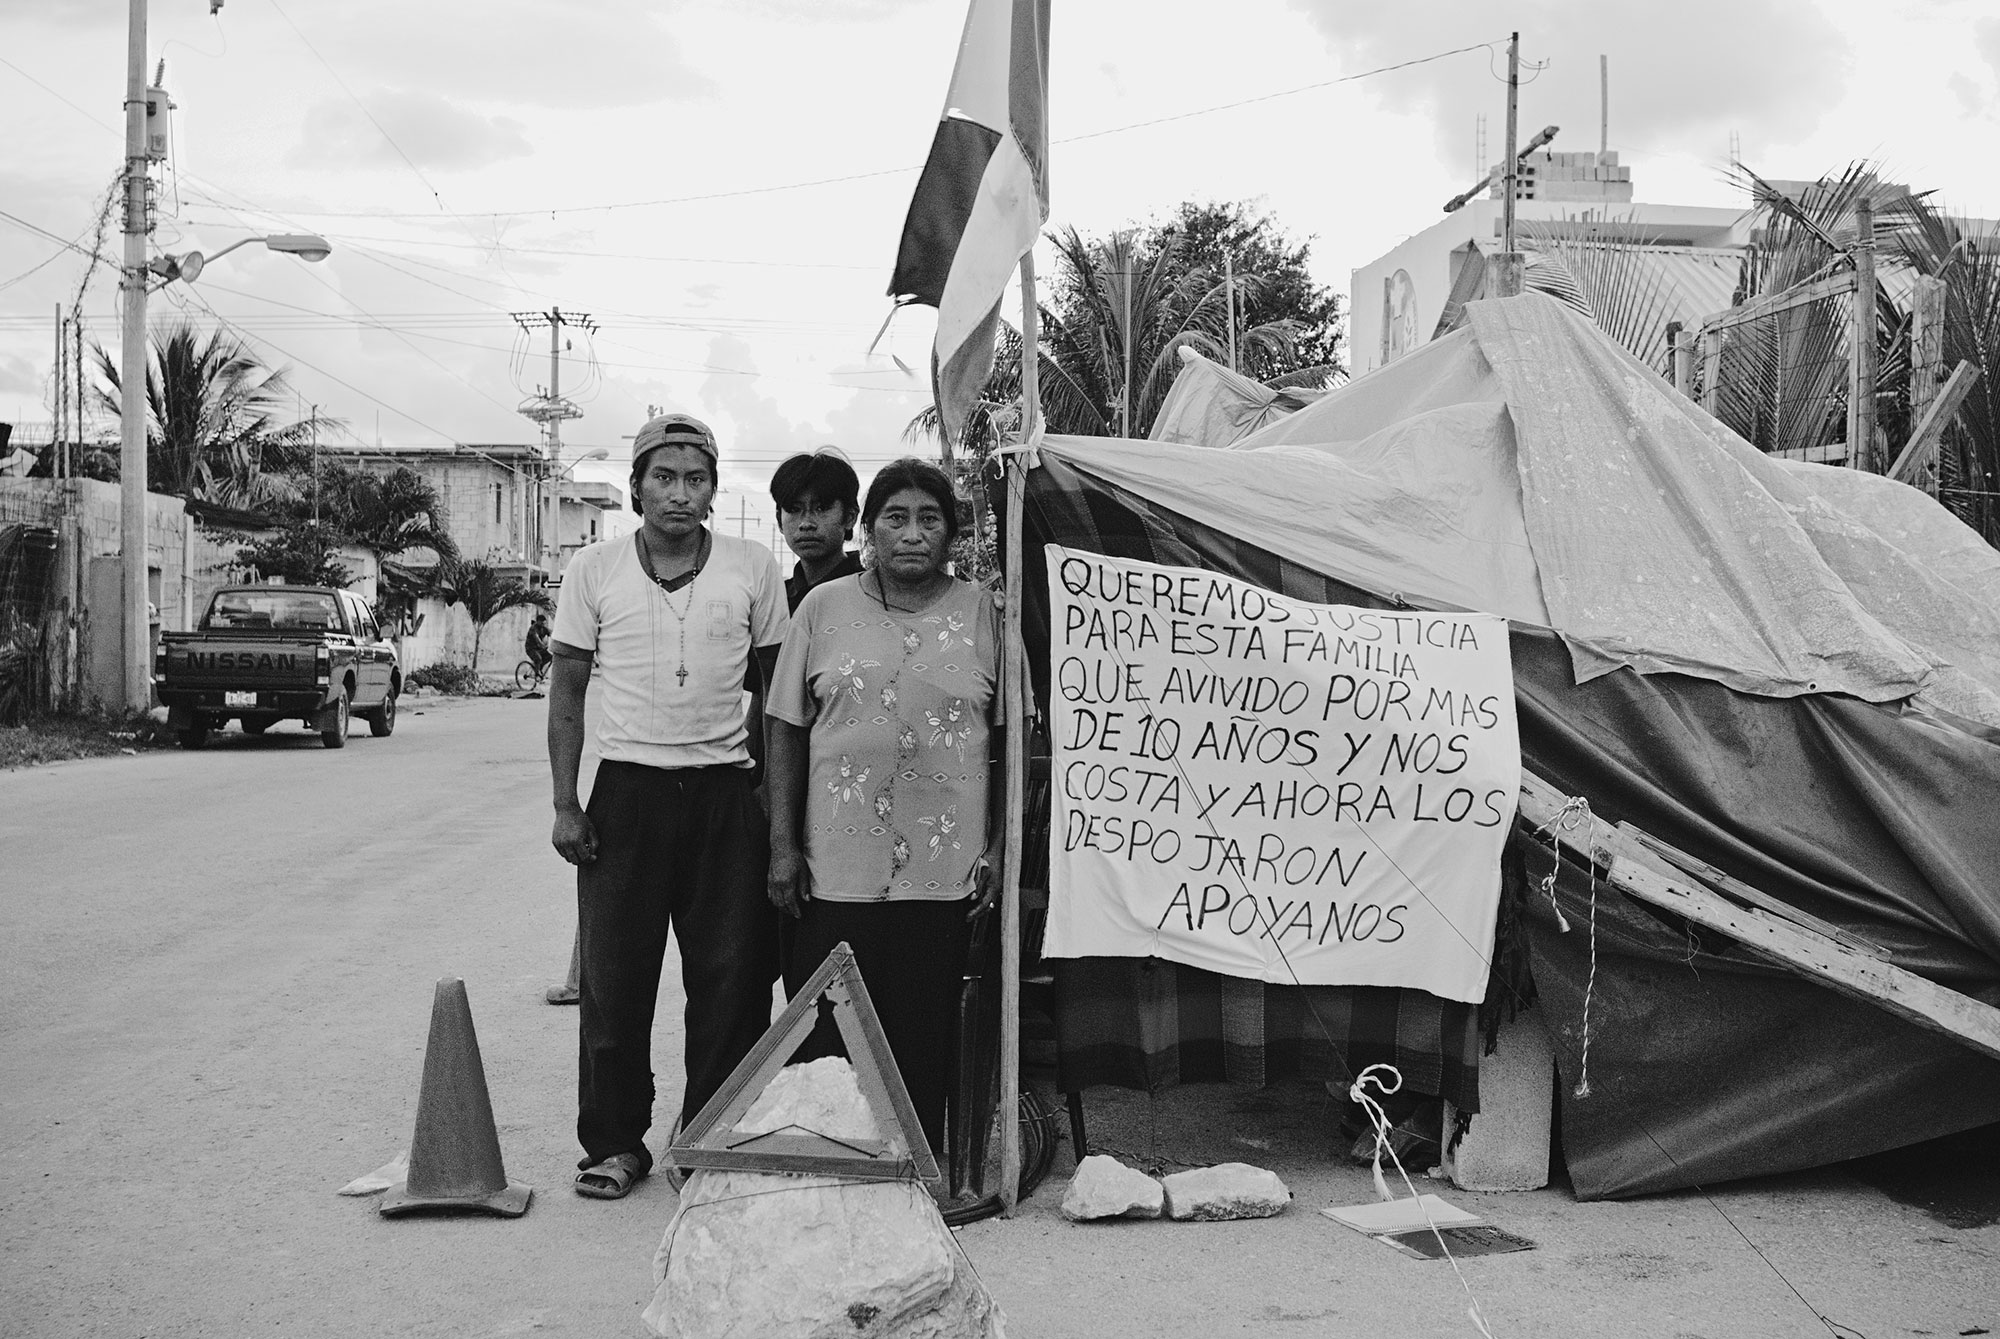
[1160,1163,1291,1222]
[1059,1155,1164,1221]
[1444,1008,1555,1192]
[643,1058,1005,1339]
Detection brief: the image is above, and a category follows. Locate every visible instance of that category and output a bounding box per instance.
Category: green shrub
[407,662,481,695]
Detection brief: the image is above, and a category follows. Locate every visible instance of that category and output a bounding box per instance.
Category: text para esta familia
[1041,545,1520,1002]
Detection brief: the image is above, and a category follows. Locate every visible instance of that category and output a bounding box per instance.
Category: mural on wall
[1384,269,1420,363]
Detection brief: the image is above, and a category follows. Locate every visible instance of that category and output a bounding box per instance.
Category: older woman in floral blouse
[764,457,1003,1156]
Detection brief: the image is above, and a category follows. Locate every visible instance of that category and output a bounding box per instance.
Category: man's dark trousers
[576,761,776,1173]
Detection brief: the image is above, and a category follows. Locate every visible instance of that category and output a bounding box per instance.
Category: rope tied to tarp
[1534,794,1600,1099]
[1347,1063,1496,1339]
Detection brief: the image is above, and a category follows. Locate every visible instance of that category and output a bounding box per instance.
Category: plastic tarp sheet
[1073,293,2000,726]
[1015,454,2000,1199]
[1510,625,2000,1197]
[1022,296,2000,1196]
[1146,350,1324,449]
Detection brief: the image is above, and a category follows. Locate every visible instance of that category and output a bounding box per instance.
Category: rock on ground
[1160,1163,1292,1222]
[642,1057,1005,1339]
[1060,1155,1164,1221]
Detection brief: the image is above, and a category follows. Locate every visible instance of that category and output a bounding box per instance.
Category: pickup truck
[156,585,401,750]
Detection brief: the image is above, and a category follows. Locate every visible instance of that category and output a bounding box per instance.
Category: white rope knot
[1348,1063,1405,1204]
[1535,795,1594,934]
[1343,1063,1496,1339]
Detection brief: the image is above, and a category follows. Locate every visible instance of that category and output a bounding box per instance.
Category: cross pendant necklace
[639,529,707,688]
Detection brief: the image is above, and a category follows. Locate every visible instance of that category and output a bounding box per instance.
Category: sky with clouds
[3,0,1997,537]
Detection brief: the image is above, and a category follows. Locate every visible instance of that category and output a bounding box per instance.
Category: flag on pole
[889,0,1050,455]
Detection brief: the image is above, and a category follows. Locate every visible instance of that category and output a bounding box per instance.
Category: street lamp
[146,233,333,286]
[543,447,609,573]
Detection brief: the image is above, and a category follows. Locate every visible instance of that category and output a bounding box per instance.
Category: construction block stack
[1491,150,1634,204]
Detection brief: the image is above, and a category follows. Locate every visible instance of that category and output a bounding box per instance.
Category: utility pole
[118,0,153,712]
[512,308,591,572]
[53,306,65,481]
[1486,31,1525,299]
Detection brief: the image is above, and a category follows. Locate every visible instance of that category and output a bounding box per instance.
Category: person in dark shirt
[770,447,863,612]
[524,611,552,675]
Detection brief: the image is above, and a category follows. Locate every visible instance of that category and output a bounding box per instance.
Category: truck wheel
[369,690,397,738]
[322,689,351,749]
[178,725,209,750]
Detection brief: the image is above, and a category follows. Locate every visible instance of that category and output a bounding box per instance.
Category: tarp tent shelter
[1012,293,2000,1199]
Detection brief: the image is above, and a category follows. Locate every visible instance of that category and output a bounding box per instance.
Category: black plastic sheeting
[1514,627,2000,1198]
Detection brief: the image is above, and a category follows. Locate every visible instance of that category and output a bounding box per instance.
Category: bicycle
[514,658,550,692]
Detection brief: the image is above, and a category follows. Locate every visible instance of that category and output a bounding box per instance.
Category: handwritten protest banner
[1041,545,1520,1003]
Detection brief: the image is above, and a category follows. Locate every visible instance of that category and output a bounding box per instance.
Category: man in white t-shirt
[546,412,789,1200]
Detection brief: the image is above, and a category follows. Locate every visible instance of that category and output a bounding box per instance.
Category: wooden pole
[998,253,1038,1214]
[1671,326,1694,400]
[1910,275,1946,491]
[1700,328,1724,416]
[1120,239,1133,439]
[1598,54,1608,161]
[1223,252,1238,373]
[1848,196,1877,470]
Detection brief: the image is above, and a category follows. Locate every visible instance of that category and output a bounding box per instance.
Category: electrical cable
[207,37,1512,222]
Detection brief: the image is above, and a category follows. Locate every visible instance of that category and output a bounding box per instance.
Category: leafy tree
[438,560,553,669]
[90,321,325,509]
[235,521,353,588]
[1145,200,1347,386]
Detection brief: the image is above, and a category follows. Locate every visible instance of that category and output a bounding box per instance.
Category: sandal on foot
[575,1152,647,1200]
[544,984,580,1005]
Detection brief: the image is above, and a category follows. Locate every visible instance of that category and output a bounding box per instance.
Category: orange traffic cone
[380,977,532,1218]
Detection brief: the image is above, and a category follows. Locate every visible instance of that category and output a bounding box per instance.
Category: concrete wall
[400,596,540,678]
[0,477,382,710]
[1348,199,1751,378]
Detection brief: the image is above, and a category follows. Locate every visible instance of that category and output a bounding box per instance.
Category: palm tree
[1513,219,1710,377]
[439,561,553,670]
[1888,198,2000,543]
[907,224,1320,449]
[319,462,461,568]
[91,320,323,510]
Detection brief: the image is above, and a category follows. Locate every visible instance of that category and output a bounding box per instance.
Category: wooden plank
[667,941,942,1184]
[1888,360,1982,486]
[672,1148,928,1180]
[1700,271,1856,337]
[1517,773,2000,1065]
[1617,823,1888,959]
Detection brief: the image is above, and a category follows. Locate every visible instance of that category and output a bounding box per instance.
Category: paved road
[2,696,1994,1338]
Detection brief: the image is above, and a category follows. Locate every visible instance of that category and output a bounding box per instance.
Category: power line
[0,208,119,268]
[173,220,883,271]
[180,37,1511,222]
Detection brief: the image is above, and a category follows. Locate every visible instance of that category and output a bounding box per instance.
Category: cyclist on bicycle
[525,611,552,679]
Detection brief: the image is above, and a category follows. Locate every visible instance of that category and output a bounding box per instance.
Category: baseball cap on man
[630,413,718,476]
